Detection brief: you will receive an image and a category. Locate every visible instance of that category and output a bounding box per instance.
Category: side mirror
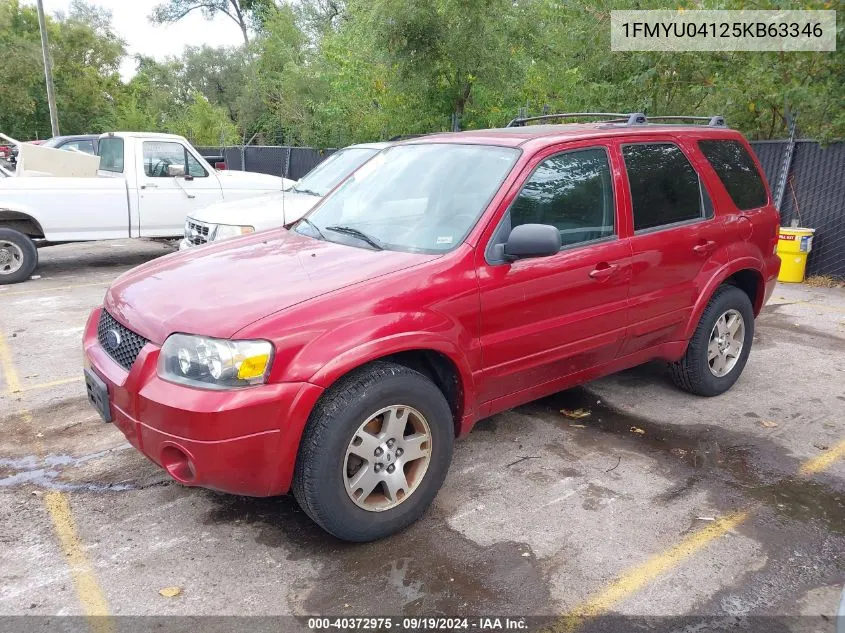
[167,164,186,178]
[503,224,561,260]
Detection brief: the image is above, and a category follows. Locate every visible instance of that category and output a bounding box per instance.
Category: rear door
[618,138,728,355]
[477,142,632,404]
[696,138,779,271]
[136,140,223,237]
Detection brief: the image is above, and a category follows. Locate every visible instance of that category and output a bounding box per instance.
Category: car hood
[104,230,436,343]
[188,190,319,228]
[216,169,294,191]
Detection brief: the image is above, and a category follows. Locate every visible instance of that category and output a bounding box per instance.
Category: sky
[33,0,246,80]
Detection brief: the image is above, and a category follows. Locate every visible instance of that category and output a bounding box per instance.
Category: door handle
[693,240,716,254]
[589,263,619,280]
[140,183,158,189]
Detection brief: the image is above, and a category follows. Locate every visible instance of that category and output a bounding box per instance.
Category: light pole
[36,0,60,137]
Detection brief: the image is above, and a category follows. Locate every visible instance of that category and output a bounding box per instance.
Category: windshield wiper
[297,217,325,239]
[325,225,384,250]
[293,186,322,197]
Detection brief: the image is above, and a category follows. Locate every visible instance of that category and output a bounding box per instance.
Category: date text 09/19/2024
[306,617,528,630]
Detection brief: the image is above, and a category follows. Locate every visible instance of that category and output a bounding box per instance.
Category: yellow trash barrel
[776,227,815,283]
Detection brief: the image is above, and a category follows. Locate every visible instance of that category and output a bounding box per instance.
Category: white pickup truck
[180,142,388,249]
[0,132,293,284]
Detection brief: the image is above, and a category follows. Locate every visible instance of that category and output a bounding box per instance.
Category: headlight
[212,224,255,242]
[158,334,273,389]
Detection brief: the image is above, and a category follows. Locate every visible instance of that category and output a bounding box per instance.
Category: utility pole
[36,0,60,137]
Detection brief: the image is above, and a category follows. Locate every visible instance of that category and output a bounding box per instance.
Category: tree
[169,92,239,145]
[149,0,274,45]
[0,0,125,139]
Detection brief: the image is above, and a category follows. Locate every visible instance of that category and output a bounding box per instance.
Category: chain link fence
[196,145,336,181]
[750,140,845,279]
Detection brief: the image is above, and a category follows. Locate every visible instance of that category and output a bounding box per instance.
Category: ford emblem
[104,328,122,352]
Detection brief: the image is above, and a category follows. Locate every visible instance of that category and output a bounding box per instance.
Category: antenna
[281,145,287,226]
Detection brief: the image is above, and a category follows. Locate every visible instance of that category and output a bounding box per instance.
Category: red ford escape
[84,113,780,541]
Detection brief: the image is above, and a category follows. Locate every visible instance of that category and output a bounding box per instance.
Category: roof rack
[505,112,726,128]
[506,112,646,127]
[647,115,726,127]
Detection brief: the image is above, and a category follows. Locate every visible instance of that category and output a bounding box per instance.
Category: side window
[60,140,95,154]
[622,143,703,231]
[97,137,124,173]
[698,140,767,210]
[143,142,208,178]
[510,148,615,248]
[186,152,208,178]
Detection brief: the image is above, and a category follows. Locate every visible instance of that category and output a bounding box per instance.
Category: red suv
[83,113,780,541]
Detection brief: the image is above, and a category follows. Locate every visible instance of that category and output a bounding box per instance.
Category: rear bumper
[762,253,781,308]
[83,307,324,496]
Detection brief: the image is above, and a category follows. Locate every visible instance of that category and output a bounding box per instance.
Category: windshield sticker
[436,236,453,245]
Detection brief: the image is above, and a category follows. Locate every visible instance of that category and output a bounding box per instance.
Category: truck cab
[0,132,291,284]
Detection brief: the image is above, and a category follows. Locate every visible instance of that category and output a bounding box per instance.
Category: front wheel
[293,361,454,542]
[670,285,754,397]
[0,228,38,285]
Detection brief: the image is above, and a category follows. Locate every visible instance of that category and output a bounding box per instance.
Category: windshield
[295,144,519,253]
[293,147,381,197]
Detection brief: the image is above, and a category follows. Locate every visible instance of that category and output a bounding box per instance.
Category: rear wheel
[0,228,37,285]
[293,361,454,542]
[670,285,754,397]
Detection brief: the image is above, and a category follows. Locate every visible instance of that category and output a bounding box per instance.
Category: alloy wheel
[343,405,432,512]
[708,308,745,378]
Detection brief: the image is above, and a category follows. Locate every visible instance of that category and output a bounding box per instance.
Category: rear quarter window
[698,140,767,210]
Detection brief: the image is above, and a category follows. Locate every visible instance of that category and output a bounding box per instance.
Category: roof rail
[505,112,727,128]
[506,112,647,127]
[645,115,726,127]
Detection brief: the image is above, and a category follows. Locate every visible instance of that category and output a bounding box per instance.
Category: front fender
[306,328,478,425]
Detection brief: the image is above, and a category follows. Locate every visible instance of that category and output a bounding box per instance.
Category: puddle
[518,386,845,540]
[524,386,759,484]
[202,494,552,616]
[748,478,845,535]
[0,445,147,492]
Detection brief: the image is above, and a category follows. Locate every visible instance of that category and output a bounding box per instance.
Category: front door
[477,144,632,404]
[136,140,223,237]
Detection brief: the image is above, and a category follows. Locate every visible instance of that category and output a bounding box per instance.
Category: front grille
[97,310,148,370]
[185,219,212,246]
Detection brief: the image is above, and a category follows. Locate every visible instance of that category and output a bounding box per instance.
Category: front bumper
[83,307,324,496]
[178,238,193,250]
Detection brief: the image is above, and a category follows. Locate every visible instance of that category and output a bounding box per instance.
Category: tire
[0,228,38,285]
[670,284,755,397]
[293,361,454,542]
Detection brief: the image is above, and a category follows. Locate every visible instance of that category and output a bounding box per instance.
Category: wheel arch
[684,259,764,340]
[0,209,45,238]
[308,338,476,438]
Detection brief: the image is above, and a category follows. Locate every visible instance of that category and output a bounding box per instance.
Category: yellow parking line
[798,438,845,476]
[1,328,110,628]
[0,331,22,393]
[10,376,83,395]
[551,434,845,631]
[43,492,113,631]
[550,511,751,632]
[0,280,110,298]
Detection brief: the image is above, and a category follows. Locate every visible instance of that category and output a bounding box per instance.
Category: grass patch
[805,275,844,288]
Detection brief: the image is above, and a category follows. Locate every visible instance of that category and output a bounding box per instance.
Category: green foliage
[0,0,125,139]
[1,0,842,146]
